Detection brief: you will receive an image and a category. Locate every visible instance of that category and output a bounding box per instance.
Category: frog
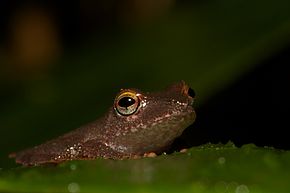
[10,81,196,166]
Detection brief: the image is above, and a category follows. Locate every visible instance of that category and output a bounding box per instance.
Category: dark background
[1,0,290,168]
[185,47,290,149]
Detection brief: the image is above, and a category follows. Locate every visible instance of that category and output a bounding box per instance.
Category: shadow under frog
[10,81,196,166]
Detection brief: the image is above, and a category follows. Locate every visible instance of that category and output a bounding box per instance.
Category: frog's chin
[105,110,196,155]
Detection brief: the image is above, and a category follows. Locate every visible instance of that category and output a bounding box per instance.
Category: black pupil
[188,87,195,98]
[118,97,135,108]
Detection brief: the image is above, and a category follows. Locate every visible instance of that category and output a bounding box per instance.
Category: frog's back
[10,118,108,166]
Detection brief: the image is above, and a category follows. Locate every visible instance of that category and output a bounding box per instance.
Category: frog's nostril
[187,88,195,98]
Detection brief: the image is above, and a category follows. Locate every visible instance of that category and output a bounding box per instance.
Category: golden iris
[114,91,140,116]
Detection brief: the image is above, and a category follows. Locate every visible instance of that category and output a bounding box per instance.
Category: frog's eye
[114,91,140,116]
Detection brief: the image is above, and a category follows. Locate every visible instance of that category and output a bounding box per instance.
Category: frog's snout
[180,81,195,97]
[180,81,195,106]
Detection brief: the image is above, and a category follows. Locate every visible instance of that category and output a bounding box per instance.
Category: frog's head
[105,81,196,155]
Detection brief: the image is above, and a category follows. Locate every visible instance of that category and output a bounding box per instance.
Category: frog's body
[10,81,196,166]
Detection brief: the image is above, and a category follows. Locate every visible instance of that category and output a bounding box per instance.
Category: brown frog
[10,81,196,166]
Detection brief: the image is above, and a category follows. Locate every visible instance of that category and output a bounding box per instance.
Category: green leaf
[1,143,290,193]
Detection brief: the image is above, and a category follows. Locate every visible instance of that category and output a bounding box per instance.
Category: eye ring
[114,91,140,116]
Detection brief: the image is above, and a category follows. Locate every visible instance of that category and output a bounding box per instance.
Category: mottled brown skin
[10,81,196,166]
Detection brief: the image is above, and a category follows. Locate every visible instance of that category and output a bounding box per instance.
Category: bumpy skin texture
[10,81,196,166]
